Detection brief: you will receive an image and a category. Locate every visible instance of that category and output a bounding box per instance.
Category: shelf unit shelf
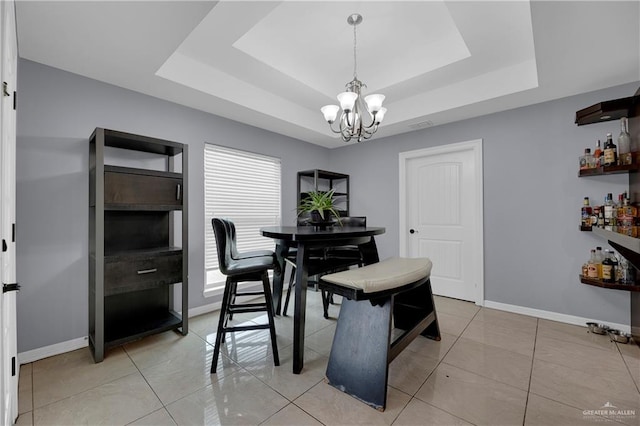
[579,276,640,292]
[579,164,640,177]
[103,310,183,348]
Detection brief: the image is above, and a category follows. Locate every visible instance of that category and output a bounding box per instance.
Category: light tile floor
[15,292,640,425]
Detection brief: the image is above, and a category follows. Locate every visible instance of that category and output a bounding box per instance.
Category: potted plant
[297,189,342,225]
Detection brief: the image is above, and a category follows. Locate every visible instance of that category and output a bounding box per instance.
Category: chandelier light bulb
[374,107,387,124]
[337,92,358,112]
[321,105,340,123]
[364,94,385,113]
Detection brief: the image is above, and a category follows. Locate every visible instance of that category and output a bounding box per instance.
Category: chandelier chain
[353,21,357,79]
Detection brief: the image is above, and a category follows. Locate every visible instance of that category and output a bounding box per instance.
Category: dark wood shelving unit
[575,96,635,126]
[577,87,640,346]
[89,128,188,362]
[297,169,350,222]
[579,276,640,292]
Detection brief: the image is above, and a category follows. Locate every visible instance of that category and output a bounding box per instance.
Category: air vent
[409,120,434,130]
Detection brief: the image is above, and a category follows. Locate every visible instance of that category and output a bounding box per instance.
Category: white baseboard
[18,336,89,365]
[188,301,222,318]
[17,305,224,365]
[483,300,631,333]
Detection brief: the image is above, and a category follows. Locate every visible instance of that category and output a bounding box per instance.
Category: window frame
[203,144,281,297]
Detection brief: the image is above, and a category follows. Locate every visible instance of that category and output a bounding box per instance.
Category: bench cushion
[321,257,432,294]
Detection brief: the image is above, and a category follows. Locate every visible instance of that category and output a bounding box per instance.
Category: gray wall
[329,82,640,325]
[15,59,330,353]
[15,57,639,354]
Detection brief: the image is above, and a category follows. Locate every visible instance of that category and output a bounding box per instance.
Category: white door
[0,0,19,423]
[399,140,484,303]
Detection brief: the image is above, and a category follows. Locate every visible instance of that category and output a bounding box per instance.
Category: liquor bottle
[594,139,603,167]
[618,117,631,165]
[595,246,604,278]
[603,133,617,166]
[587,249,599,279]
[602,250,618,283]
[579,149,590,170]
[598,204,605,228]
[603,193,615,231]
[619,257,636,284]
[591,206,600,228]
[581,197,592,228]
[581,149,595,169]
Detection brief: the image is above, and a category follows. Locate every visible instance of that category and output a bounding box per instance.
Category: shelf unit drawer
[104,252,182,295]
[104,170,182,208]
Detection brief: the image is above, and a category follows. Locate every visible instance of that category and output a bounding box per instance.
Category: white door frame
[399,139,484,305]
[0,0,18,423]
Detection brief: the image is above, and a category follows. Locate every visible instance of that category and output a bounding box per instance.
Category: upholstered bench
[319,257,440,411]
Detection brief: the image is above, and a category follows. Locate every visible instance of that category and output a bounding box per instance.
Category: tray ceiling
[16,1,640,148]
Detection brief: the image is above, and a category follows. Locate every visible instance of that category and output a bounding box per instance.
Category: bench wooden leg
[394,278,441,341]
[325,278,440,411]
[326,296,393,411]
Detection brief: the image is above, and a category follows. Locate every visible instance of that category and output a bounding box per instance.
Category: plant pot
[309,211,334,229]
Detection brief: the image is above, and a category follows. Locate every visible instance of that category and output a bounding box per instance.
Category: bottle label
[602,264,614,281]
[604,205,614,219]
[587,264,599,278]
[604,148,616,165]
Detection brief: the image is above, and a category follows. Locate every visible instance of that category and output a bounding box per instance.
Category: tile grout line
[122,330,217,425]
[524,322,634,425]
[521,317,540,426]
[121,344,175,425]
[614,339,640,394]
[393,302,482,426]
[16,365,35,425]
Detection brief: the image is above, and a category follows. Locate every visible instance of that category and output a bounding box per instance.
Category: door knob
[409,229,417,234]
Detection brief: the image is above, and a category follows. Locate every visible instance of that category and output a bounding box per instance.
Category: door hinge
[2,239,6,252]
[12,223,15,242]
[2,283,20,293]
[2,82,9,96]
[11,357,15,377]
[13,90,16,110]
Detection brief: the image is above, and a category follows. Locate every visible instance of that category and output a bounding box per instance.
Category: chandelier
[321,13,386,143]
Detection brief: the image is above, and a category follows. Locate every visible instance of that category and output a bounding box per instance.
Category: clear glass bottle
[619,257,636,285]
[618,117,632,165]
[603,133,617,166]
[580,148,591,170]
[604,194,615,231]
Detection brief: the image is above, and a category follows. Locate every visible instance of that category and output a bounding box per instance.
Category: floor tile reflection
[16,291,640,426]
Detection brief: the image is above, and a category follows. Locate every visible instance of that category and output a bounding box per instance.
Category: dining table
[260,225,386,374]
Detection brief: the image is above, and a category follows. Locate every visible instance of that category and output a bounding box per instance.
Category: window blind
[204,144,281,292]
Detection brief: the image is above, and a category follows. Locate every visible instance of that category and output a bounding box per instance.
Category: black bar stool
[210,218,279,373]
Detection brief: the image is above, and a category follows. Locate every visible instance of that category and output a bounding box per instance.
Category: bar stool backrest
[212,217,233,275]
[340,216,366,227]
